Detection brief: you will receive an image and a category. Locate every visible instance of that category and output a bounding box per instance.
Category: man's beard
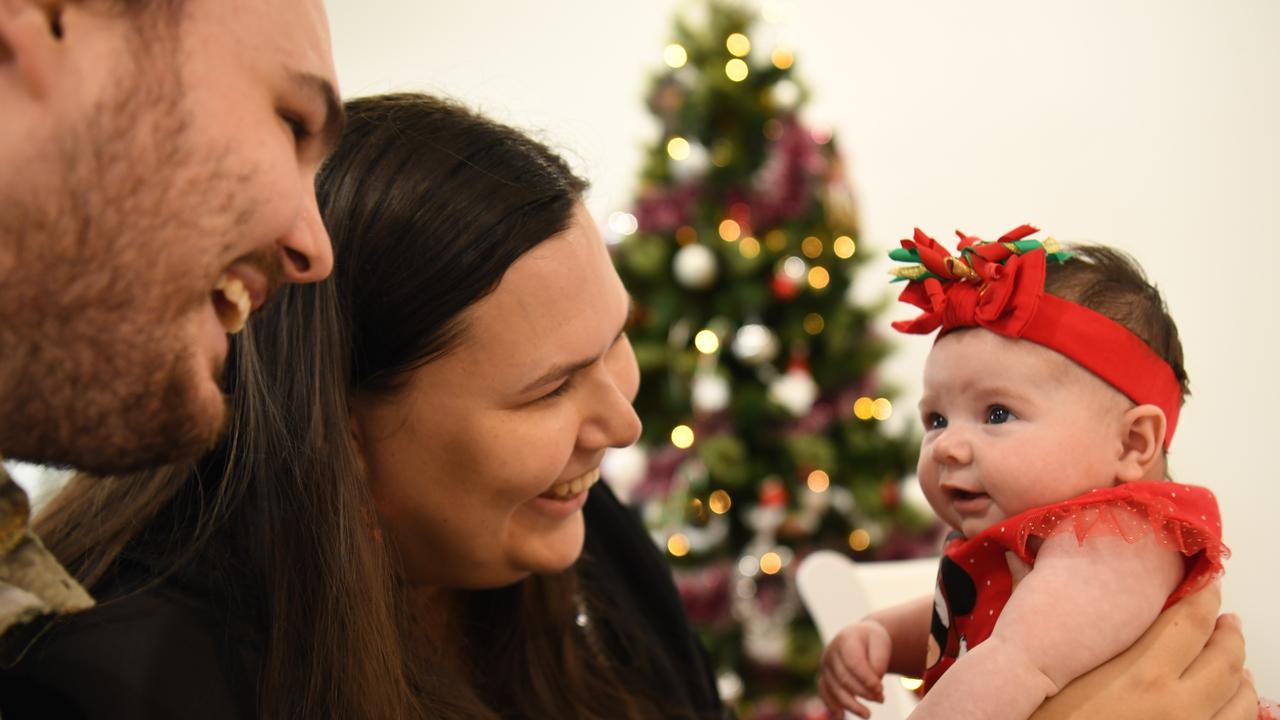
[0,44,258,474]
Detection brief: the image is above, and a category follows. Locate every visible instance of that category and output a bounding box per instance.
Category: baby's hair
[1044,245,1190,403]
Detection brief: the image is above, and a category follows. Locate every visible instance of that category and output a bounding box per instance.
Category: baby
[818,226,1230,720]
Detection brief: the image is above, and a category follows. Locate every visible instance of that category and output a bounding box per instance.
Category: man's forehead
[195,0,337,83]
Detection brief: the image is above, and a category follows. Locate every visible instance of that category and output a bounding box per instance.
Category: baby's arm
[909,526,1183,720]
[819,595,932,718]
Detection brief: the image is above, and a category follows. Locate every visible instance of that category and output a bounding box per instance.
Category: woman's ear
[1116,404,1167,482]
[0,0,64,100]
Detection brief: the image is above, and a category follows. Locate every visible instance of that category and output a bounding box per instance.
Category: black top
[0,481,724,719]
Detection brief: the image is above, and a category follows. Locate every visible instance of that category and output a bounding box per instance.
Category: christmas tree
[606,2,942,717]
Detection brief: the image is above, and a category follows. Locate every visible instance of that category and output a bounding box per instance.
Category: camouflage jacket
[0,463,92,667]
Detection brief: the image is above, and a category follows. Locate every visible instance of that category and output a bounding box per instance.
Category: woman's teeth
[546,468,601,499]
[213,274,252,334]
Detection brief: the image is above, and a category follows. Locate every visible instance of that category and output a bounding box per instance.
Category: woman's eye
[986,405,1016,424]
[538,378,573,402]
[924,412,947,430]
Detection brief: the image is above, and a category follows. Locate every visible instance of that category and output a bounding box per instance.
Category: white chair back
[796,551,939,720]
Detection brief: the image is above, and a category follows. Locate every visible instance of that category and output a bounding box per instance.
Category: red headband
[890,225,1182,449]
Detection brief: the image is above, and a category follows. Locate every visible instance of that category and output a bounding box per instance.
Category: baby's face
[917,329,1134,538]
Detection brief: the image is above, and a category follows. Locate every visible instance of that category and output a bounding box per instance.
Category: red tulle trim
[1002,486,1230,607]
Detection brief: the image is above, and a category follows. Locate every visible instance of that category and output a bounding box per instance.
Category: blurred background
[14,0,1277,715]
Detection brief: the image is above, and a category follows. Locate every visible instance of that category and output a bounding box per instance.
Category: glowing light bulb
[671,424,695,449]
[853,396,875,420]
[668,533,690,557]
[771,47,794,70]
[667,136,691,160]
[694,330,720,354]
[834,235,856,258]
[725,58,749,82]
[709,489,732,514]
[726,33,751,58]
[807,470,830,493]
[718,219,742,242]
[849,529,871,551]
[739,236,761,259]
[808,266,830,290]
[663,43,688,68]
[873,398,893,421]
[759,551,783,575]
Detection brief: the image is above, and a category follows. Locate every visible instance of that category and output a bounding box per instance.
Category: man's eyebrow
[290,70,346,154]
[518,298,635,395]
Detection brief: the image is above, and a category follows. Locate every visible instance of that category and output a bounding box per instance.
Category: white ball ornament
[731,324,780,366]
[672,243,718,290]
[691,373,731,414]
[767,367,818,417]
[600,444,649,503]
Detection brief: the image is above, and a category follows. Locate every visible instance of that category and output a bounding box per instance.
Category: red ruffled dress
[921,481,1230,694]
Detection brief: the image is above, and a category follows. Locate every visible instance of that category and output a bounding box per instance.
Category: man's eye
[986,405,1015,424]
[925,413,947,430]
[282,113,310,142]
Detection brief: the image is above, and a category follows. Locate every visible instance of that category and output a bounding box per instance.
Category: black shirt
[0,481,724,719]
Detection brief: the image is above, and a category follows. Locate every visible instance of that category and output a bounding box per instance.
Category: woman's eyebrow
[518,297,634,394]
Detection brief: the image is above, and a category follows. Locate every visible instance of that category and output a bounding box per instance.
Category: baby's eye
[924,412,947,430]
[986,405,1016,424]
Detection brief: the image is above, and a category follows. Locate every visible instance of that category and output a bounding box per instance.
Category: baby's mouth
[541,468,601,500]
[212,273,253,334]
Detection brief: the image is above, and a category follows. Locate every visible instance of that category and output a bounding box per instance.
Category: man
[0,0,342,659]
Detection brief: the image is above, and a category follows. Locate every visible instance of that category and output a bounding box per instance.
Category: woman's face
[353,204,641,589]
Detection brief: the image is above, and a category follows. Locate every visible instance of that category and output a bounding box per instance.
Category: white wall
[326,0,1280,691]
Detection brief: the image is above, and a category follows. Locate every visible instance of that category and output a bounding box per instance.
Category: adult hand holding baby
[1032,582,1256,720]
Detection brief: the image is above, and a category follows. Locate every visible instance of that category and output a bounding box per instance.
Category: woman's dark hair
[37,93,673,719]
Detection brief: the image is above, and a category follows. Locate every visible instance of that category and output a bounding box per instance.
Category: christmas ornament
[768,365,818,416]
[600,444,649,503]
[730,324,779,366]
[691,372,731,414]
[770,271,801,300]
[672,243,718,289]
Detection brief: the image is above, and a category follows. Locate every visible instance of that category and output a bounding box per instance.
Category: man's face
[0,0,341,473]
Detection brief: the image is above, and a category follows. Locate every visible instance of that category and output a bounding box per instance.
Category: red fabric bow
[892,225,1045,337]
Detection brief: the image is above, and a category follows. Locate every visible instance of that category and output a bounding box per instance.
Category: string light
[801,236,823,258]
[668,533,691,557]
[718,219,742,242]
[834,235,857,258]
[759,551,783,575]
[808,266,830,290]
[709,489,732,514]
[803,313,825,335]
[663,43,688,68]
[725,58,749,82]
[726,33,751,58]
[739,236,761,259]
[666,136,691,160]
[853,396,876,420]
[849,529,872,551]
[671,424,695,449]
[807,470,830,493]
[694,329,720,354]
[676,225,698,245]
[765,229,788,252]
[771,47,794,70]
[872,398,893,420]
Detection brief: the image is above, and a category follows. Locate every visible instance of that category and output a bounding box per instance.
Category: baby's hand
[818,619,892,719]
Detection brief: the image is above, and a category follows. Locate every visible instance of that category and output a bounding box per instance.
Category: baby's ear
[1116,404,1167,481]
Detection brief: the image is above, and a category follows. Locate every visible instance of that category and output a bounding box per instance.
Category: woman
[0,94,1253,719]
